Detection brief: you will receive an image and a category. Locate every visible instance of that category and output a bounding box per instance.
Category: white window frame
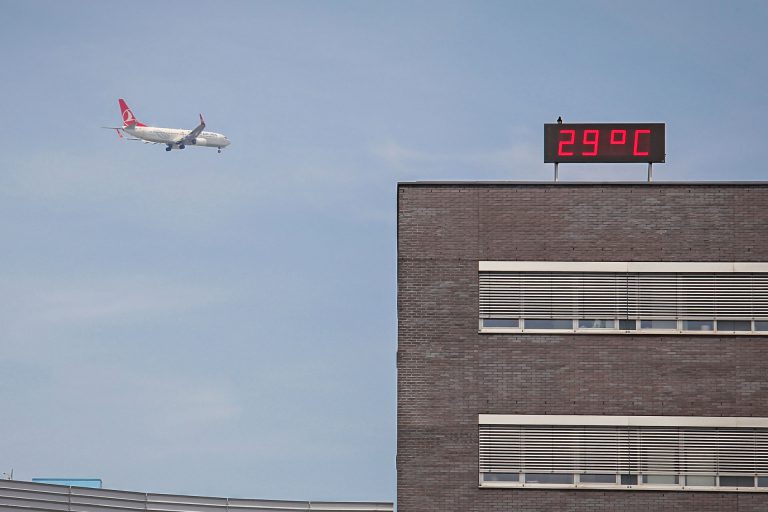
[479,261,768,336]
[479,414,768,492]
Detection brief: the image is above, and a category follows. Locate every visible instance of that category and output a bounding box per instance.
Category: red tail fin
[118,98,146,127]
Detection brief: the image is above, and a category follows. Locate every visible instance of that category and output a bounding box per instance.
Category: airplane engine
[193,137,208,146]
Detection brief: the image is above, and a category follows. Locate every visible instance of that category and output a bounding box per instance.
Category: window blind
[479,272,768,320]
[479,423,768,475]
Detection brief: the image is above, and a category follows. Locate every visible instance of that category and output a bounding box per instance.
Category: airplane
[104,99,231,153]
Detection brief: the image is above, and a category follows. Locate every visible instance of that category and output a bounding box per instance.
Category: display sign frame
[544,123,665,164]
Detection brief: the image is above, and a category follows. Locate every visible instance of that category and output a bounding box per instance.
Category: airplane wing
[177,114,206,144]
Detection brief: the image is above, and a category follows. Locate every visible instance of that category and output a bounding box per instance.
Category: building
[0,479,393,511]
[397,182,768,511]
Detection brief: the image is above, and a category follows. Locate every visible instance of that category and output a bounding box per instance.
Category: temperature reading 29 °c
[544,123,665,163]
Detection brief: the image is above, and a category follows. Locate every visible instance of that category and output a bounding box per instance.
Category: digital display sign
[544,123,665,163]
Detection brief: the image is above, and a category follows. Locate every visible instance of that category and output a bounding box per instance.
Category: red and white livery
[106,99,231,153]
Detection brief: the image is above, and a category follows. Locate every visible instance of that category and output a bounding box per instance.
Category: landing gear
[217,148,222,153]
[165,145,172,152]
[179,144,186,150]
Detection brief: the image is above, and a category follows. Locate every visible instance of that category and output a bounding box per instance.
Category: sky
[1,0,768,503]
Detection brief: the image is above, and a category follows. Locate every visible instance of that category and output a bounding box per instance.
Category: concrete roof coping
[398,181,768,186]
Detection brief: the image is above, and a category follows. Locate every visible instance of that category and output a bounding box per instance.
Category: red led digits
[561,128,651,157]
[544,123,663,163]
[610,129,627,145]
[582,129,599,156]
[558,129,575,156]
[633,129,651,156]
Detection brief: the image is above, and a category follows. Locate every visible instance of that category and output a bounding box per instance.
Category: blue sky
[1,0,767,502]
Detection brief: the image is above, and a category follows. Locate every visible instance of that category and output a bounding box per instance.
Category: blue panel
[32,478,103,488]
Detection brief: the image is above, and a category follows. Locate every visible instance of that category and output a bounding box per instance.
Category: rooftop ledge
[398,181,768,186]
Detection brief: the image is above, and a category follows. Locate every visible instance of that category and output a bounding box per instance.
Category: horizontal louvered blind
[479,424,768,475]
[479,272,768,319]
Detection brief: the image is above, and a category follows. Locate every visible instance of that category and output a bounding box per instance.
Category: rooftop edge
[398,181,768,186]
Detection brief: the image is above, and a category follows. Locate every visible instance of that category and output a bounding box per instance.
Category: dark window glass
[642,474,678,485]
[717,320,751,332]
[580,474,616,484]
[482,319,519,328]
[682,320,714,331]
[640,320,677,330]
[619,320,636,330]
[482,472,519,482]
[755,321,768,331]
[525,473,573,484]
[758,476,768,487]
[620,474,638,485]
[578,319,615,329]
[524,319,572,330]
[720,475,755,487]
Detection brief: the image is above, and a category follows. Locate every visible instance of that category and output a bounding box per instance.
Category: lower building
[397,182,768,511]
[0,479,393,511]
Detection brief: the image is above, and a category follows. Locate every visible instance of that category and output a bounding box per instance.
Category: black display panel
[544,123,665,163]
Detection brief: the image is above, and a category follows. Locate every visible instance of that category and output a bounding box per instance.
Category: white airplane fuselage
[110,99,231,153]
[124,125,230,149]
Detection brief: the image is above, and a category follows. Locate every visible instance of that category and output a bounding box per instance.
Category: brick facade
[397,183,768,511]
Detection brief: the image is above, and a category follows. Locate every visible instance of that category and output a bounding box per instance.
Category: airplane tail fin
[118,98,147,127]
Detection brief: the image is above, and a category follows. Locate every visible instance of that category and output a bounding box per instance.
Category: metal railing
[0,479,393,512]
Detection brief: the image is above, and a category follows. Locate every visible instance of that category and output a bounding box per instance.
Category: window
[524,319,573,330]
[479,414,768,492]
[720,476,755,487]
[643,475,678,485]
[683,320,714,331]
[578,319,616,329]
[482,473,519,482]
[640,319,677,330]
[717,320,751,332]
[619,319,637,330]
[580,474,616,484]
[479,262,768,335]
[621,474,638,485]
[525,474,573,484]
[686,475,716,486]
[481,318,519,328]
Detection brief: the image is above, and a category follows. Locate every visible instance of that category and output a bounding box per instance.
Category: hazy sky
[2,0,767,502]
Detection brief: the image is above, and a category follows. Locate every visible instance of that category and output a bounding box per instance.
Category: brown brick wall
[397,183,768,511]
